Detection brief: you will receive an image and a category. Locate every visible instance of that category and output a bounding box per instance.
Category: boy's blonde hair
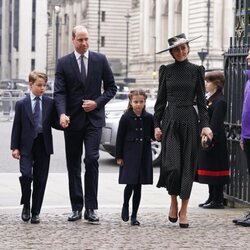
[29,71,48,84]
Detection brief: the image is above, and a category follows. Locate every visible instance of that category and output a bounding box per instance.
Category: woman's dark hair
[205,71,225,91]
[126,89,147,112]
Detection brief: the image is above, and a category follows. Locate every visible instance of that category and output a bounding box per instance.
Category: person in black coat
[11,71,61,224]
[196,71,230,209]
[116,89,155,226]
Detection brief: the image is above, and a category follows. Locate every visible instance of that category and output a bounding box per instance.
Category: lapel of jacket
[24,94,34,126]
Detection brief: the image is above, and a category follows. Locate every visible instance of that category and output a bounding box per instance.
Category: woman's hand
[201,127,213,141]
[155,127,162,141]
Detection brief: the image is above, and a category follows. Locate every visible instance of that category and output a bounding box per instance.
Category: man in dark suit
[54,25,117,222]
[11,71,60,224]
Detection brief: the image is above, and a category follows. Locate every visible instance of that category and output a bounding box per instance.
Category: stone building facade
[0,0,235,89]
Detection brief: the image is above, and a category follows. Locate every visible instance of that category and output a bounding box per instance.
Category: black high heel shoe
[168,216,178,223]
[169,205,178,223]
[179,212,189,228]
[121,205,129,222]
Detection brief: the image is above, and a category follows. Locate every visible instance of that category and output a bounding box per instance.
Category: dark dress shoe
[68,211,82,221]
[84,209,99,223]
[198,199,212,208]
[31,214,40,224]
[131,217,140,226]
[236,217,250,227]
[232,212,250,224]
[121,205,129,222]
[21,204,30,222]
[202,201,224,209]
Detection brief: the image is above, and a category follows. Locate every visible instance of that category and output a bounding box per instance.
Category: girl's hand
[117,159,124,166]
[155,127,162,141]
[201,127,213,141]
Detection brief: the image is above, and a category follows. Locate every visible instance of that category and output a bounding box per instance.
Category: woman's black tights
[123,184,142,218]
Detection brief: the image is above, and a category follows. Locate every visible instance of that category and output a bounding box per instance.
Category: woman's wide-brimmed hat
[156,33,202,54]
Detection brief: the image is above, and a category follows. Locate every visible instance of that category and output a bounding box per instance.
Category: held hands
[154,127,162,141]
[60,114,70,128]
[82,99,97,112]
[12,149,20,160]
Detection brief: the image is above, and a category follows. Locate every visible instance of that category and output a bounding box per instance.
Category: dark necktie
[33,96,40,131]
[80,55,87,82]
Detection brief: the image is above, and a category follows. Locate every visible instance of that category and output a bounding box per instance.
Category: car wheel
[151,141,161,166]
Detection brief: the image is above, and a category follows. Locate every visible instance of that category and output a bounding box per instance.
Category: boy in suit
[11,71,60,224]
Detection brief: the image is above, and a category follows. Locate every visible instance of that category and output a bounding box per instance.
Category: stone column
[168,0,175,37]
[143,0,150,54]
[155,0,162,51]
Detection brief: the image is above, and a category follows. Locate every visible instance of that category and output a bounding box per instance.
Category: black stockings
[123,184,142,218]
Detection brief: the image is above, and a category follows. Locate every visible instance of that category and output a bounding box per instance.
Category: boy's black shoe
[31,214,40,224]
[21,204,30,222]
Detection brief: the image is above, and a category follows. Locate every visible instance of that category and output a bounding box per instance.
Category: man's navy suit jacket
[54,51,117,130]
[11,94,58,156]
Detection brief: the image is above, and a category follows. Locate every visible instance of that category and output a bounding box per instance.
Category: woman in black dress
[154,33,213,228]
[196,71,230,209]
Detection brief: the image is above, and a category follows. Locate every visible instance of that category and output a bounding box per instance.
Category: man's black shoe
[84,209,99,223]
[198,199,212,208]
[202,201,224,209]
[233,212,250,224]
[236,217,250,227]
[31,214,40,224]
[21,204,30,222]
[68,211,82,221]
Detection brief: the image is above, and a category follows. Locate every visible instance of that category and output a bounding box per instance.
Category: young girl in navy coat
[116,89,155,226]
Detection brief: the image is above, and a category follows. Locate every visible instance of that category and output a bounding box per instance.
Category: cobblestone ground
[0,208,249,250]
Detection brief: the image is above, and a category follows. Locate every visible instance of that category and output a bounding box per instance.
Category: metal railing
[224,38,250,206]
[0,90,26,121]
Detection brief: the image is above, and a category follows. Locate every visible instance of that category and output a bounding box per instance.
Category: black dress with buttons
[116,109,155,184]
[154,59,209,199]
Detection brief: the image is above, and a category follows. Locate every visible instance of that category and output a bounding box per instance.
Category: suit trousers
[64,120,102,211]
[19,133,50,215]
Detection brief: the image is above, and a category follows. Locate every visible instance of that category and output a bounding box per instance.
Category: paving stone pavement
[0,121,249,249]
[0,207,249,250]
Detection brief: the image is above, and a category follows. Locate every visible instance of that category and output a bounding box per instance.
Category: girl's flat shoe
[131,218,140,226]
[121,205,129,222]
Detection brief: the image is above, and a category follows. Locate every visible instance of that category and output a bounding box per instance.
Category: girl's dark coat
[116,109,155,184]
